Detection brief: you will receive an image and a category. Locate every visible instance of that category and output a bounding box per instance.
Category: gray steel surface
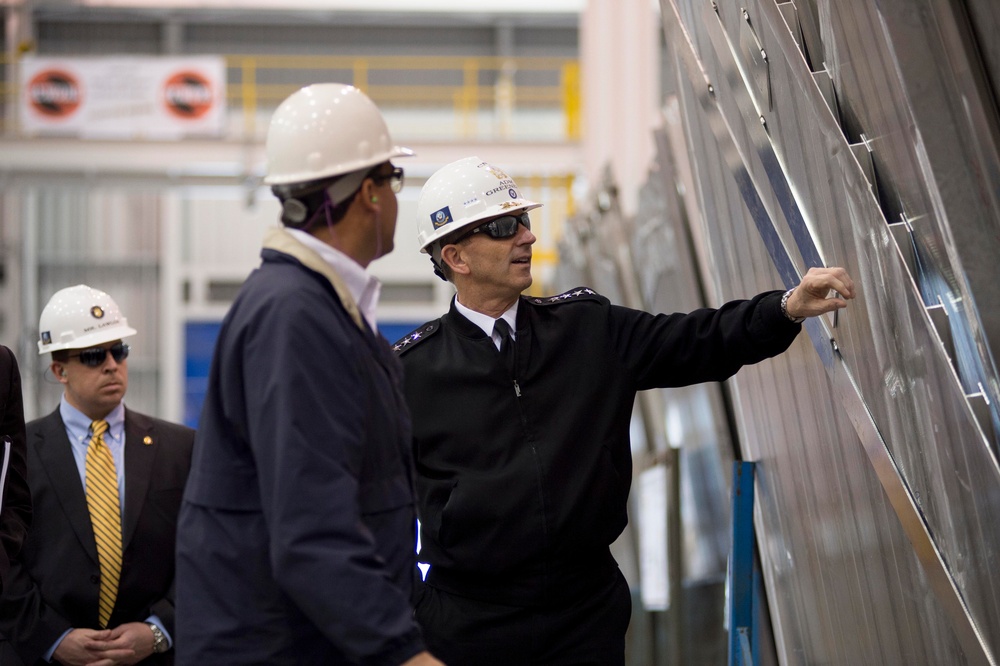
[654,0,1000,663]
[555,128,743,665]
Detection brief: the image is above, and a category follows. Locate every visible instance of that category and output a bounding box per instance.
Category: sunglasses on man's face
[457,212,531,242]
[369,166,405,193]
[69,342,130,368]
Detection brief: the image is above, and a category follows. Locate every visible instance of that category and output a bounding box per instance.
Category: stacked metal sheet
[660,0,1000,662]
[561,0,1000,663]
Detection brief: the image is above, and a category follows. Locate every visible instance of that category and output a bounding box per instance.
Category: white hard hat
[37,285,137,355]
[264,83,413,186]
[416,156,542,254]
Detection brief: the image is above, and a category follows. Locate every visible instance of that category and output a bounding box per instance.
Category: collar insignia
[393,322,439,354]
[529,287,599,306]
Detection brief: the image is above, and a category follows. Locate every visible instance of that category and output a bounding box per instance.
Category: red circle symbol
[163,71,214,119]
[28,69,82,118]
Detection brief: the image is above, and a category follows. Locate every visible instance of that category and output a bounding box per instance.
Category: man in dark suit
[0,345,32,593]
[0,285,193,666]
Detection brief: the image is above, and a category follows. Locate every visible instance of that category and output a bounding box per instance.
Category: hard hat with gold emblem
[37,284,137,355]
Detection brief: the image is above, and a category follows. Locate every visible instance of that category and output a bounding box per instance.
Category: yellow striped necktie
[85,419,122,628]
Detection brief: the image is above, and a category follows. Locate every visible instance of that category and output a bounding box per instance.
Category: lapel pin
[143,436,153,446]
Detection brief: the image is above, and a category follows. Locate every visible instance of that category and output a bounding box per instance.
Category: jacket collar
[453,297,518,341]
[445,295,525,339]
[34,410,98,563]
[32,408,157,562]
[262,226,366,333]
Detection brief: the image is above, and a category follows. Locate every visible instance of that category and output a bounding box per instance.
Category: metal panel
[656,0,1000,663]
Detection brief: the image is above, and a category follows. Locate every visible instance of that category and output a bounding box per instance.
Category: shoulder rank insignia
[392,321,439,354]
[525,286,602,306]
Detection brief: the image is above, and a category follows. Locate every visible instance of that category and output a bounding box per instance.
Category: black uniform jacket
[396,287,800,606]
[0,408,193,666]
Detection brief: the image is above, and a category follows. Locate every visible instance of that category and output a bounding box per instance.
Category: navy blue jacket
[396,287,800,606]
[177,231,424,665]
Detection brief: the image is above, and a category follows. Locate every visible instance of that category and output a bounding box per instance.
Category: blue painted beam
[729,461,758,666]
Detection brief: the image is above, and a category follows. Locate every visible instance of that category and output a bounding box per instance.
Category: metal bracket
[740,8,771,112]
[888,218,917,279]
[849,134,879,206]
[776,1,804,55]
[966,388,997,445]
[888,214,958,367]
[812,67,840,123]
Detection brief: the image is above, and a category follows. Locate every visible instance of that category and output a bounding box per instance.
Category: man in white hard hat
[393,156,857,665]
[0,284,194,666]
[176,84,443,666]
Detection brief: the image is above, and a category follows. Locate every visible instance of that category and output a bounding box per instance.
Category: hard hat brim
[264,146,414,186]
[38,326,138,355]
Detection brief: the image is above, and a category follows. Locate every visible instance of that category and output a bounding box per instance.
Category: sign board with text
[20,56,227,139]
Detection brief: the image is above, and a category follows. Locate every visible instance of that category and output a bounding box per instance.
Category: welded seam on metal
[659,1,995,663]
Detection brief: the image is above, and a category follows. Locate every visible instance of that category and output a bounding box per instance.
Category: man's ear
[359,178,380,210]
[440,244,471,276]
[51,362,67,382]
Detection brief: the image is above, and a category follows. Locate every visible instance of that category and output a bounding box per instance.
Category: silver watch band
[780,288,805,323]
[146,622,168,654]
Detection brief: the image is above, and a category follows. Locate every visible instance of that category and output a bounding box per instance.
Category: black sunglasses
[369,166,405,193]
[68,342,130,368]
[456,212,531,243]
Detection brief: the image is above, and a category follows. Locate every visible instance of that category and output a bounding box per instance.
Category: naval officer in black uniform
[394,156,856,666]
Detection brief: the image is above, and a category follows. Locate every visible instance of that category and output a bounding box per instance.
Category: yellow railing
[0,53,581,141]
[0,53,579,280]
[224,54,581,141]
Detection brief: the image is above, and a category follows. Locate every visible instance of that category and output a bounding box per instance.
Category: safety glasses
[370,166,405,193]
[457,212,531,242]
[69,342,130,367]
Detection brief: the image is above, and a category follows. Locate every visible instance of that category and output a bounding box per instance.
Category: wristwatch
[146,622,168,654]
[780,288,805,323]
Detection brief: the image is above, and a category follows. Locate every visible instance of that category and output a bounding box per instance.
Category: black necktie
[494,318,515,376]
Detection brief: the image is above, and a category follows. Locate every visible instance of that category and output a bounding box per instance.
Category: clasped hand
[53,623,154,666]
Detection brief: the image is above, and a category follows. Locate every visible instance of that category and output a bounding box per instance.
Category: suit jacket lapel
[122,409,154,550]
[34,411,99,565]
